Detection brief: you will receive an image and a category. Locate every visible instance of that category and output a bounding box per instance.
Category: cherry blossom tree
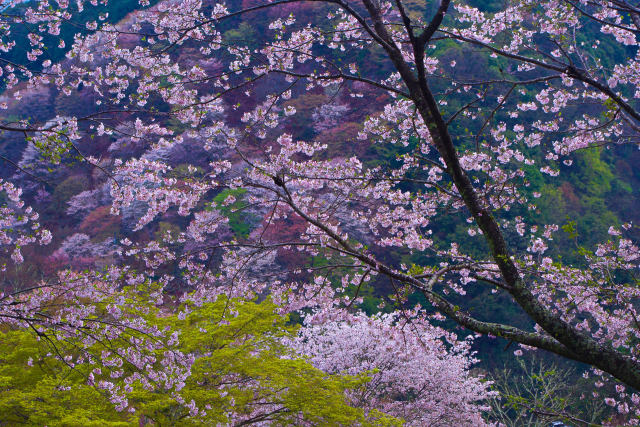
[0,179,52,268]
[292,307,492,426]
[1,0,640,422]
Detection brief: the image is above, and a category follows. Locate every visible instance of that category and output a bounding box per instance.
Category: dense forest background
[1,0,639,424]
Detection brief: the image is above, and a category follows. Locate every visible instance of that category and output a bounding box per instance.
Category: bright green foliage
[0,297,397,426]
[0,329,130,426]
[572,149,614,197]
[212,189,253,238]
[129,297,384,425]
[27,131,75,166]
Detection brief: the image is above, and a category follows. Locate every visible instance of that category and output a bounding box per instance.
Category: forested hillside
[1,0,640,425]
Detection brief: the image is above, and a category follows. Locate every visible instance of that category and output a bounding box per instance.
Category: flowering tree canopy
[292,308,491,425]
[1,0,640,423]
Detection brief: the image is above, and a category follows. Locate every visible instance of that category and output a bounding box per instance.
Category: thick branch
[356,0,640,389]
[417,0,450,46]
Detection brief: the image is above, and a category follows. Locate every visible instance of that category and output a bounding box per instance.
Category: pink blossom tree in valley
[0,0,640,422]
[292,307,492,426]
